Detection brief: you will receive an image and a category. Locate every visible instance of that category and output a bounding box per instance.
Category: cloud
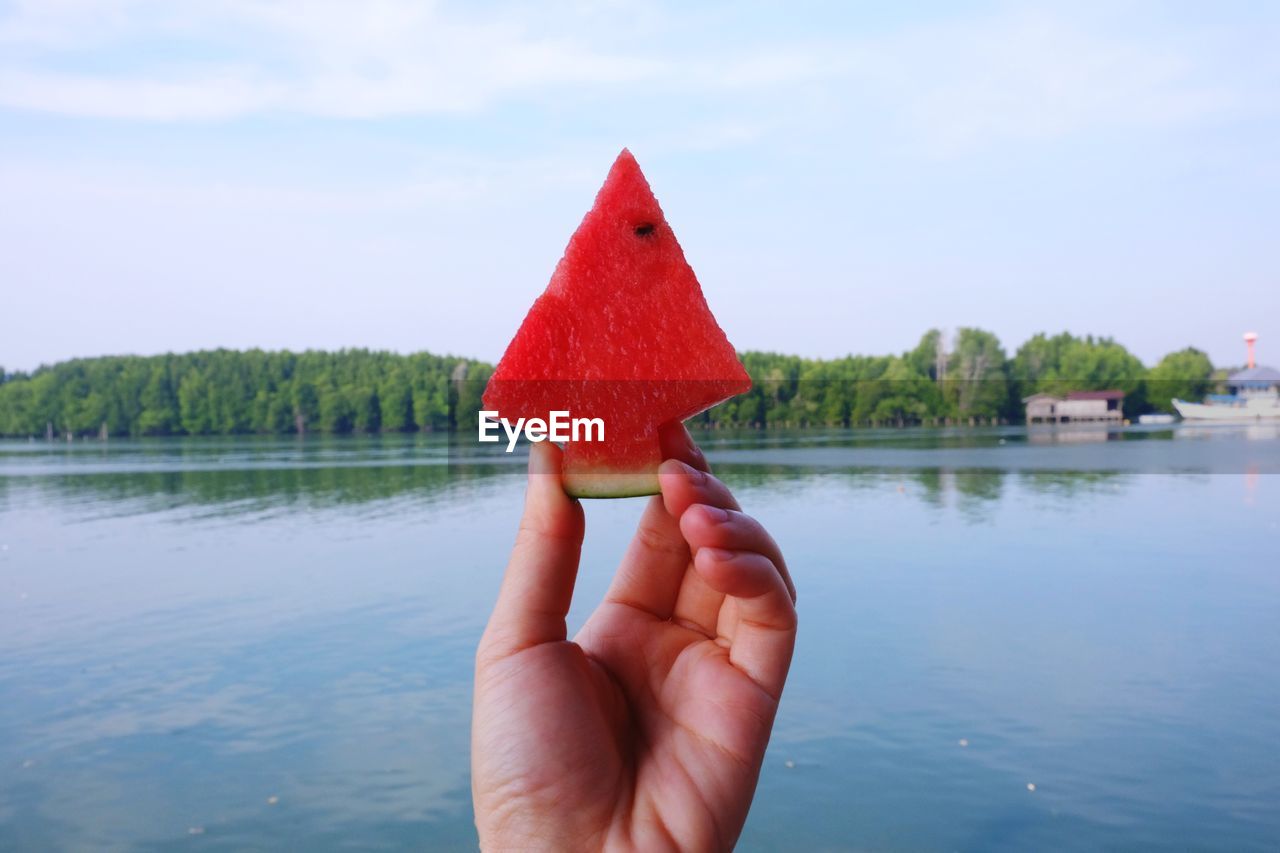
[0,67,282,119]
[843,9,1251,153]
[0,0,664,119]
[0,0,1268,156]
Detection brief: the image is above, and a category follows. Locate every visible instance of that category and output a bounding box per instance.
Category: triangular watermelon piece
[483,149,750,497]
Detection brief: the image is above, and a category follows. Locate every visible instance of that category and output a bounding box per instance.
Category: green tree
[906,329,945,380]
[943,328,1009,421]
[293,382,320,434]
[0,338,1220,436]
[860,357,940,425]
[1010,331,1077,397]
[454,363,492,433]
[1010,332,1148,416]
[265,395,294,433]
[178,371,213,435]
[1056,336,1147,414]
[319,386,355,433]
[137,364,180,435]
[413,376,450,431]
[379,370,415,432]
[352,387,381,433]
[1146,347,1214,413]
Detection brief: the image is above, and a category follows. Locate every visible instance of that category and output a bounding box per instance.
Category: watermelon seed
[633,223,655,237]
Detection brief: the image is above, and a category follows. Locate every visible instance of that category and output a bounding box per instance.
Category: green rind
[563,468,661,499]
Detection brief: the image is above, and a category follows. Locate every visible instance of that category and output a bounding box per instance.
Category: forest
[0,330,1218,437]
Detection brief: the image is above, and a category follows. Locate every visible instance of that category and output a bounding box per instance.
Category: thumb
[479,441,586,662]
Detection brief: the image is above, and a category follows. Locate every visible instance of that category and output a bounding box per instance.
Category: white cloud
[0,1,1268,152]
[843,10,1251,153]
[0,67,283,119]
[0,0,153,48]
[0,0,664,119]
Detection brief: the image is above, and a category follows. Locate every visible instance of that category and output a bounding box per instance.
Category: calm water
[1,427,1278,851]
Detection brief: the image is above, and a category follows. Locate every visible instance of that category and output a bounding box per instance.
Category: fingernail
[660,458,705,483]
[528,441,557,476]
[702,547,735,562]
[695,504,730,523]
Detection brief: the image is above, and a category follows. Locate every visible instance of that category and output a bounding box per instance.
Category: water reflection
[0,445,1145,524]
[7,462,512,521]
[1177,423,1280,442]
[9,426,1274,537]
[1026,425,1114,444]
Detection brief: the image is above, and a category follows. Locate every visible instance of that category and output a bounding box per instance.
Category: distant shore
[0,332,1224,438]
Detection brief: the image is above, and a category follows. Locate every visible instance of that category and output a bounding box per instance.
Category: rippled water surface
[2,427,1278,851]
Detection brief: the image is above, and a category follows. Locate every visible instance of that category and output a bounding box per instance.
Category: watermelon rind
[562,468,660,499]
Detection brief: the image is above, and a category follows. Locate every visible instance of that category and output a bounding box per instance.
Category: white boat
[1173,396,1280,421]
[1172,364,1280,421]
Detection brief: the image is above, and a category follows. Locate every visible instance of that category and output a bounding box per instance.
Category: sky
[1,0,1278,372]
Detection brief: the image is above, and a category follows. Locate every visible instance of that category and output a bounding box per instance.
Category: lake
[2,426,1278,851]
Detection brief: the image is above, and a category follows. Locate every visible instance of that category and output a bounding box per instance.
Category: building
[1172,332,1280,421]
[1023,393,1060,423]
[1231,331,1280,397]
[1024,390,1125,424]
[1226,365,1280,398]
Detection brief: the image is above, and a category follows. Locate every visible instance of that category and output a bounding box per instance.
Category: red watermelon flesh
[483,149,750,497]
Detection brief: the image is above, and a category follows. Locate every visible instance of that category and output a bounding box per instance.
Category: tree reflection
[0,434,1145,522]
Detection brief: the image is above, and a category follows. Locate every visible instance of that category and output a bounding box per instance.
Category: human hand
[472,424,797,851]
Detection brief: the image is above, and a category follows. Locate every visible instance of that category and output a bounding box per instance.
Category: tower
[1244,331,1258,369]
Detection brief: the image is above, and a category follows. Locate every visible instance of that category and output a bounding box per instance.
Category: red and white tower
[1244,331,1258,369]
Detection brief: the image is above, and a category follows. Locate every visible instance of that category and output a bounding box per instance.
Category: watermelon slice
[483,149,750,498]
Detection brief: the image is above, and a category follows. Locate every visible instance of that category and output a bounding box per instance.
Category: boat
[1173,391,1280,421]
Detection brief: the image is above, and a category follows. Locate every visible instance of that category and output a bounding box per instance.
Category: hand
[472,424,797,852]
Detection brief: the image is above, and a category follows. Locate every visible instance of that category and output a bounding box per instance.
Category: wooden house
[1023,393,1059,423]
[1024,390,1124,424]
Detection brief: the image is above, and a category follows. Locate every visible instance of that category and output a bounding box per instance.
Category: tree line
[0,349,492,438]
[694,329,1216,428]
[0,330,1218,437]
